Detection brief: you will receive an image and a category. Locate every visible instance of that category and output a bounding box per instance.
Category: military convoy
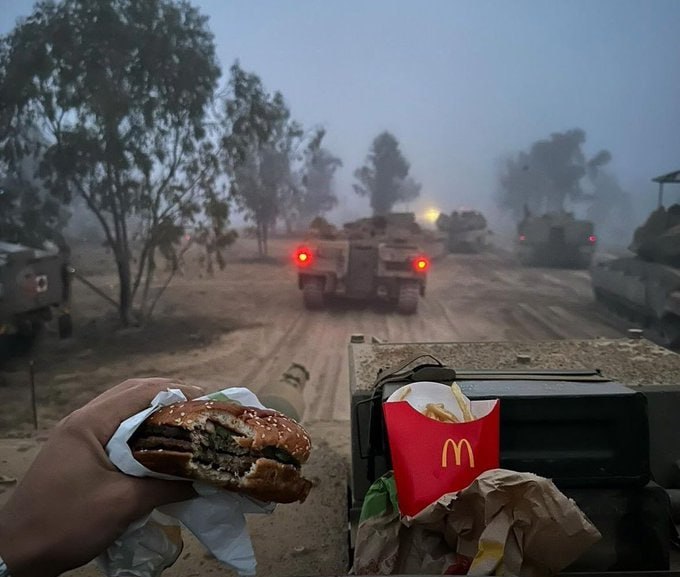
[0,241,72,347]
[592,170,680,348]
[294,213,430,314]
[346,335,680,573]
[435,209,490,253]
[516,210,597,268]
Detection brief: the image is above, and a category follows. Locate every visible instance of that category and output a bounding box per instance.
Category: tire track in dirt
[513,302,573,340]
[237,310,307,388]
[547,304,621,339]
[316,327,347,420]
[304,311,346,421]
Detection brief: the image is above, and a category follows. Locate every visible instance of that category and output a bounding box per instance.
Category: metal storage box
[458,379,650,488]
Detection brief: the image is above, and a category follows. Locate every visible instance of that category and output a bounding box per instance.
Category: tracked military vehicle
[436,209,489,253]
[592,170,680,348]
[516,210,596,267]
[0,241,71,343]
[294,213,430,314]
[347,335,680,573]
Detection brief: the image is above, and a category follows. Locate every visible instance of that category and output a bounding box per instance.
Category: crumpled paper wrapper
[96,387,275,577]
[353,469,601,576]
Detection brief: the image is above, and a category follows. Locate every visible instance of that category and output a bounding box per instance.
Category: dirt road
[0,238,628,576]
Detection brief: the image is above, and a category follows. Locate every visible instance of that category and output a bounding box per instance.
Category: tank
[294,213,430,314]
[346,335,680,573]
[0,241,72,344]
[516,210,596,267]
[630,204,680,266]
[436,209,489,253]
[591,170,680,348]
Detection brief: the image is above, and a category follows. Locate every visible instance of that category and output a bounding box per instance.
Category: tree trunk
[262,222,269,257]
[115,248,133,326]
[145,267,177,323]
[139,248,156,320]
[256,220,264,257]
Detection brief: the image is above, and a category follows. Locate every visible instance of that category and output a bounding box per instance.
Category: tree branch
[145,265,177,323]
[75,178,115,248]
[150,124,185,208]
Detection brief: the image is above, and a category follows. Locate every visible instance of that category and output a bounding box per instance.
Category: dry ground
[0,236,635,576]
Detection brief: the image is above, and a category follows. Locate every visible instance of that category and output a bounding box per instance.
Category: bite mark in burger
[129,400,313,503]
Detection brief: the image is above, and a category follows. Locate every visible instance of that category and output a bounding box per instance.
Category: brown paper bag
[353,469,601,576]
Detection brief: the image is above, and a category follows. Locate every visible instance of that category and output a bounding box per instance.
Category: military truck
[294,214,430,314]
[516,210,596,267]
[436,209,489,253]
[0,241,72,344]
[347,335,680,573]
[592,170,680,348]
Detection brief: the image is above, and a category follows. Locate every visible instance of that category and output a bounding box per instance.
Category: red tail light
[295,247,313,267]
[519,234,526,242]
[588,234,597,244]
[413,256,430,273]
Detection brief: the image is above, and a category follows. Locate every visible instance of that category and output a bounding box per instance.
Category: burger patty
[132,421,300,469]
[133,436,193,452]
[261,446,300,467]
[194,448,257,476]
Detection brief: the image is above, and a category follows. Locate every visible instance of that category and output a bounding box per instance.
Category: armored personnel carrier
[516,210,596,267]
[347,335,680,573]
[592,170,680,348]
[0,241,71,343]
[294,213,430,314]
[436,209,489,253]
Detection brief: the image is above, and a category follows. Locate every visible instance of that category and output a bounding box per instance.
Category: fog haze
[3,0,679,229]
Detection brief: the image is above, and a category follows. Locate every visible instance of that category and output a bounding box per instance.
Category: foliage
[295,129,342,225]
[497,129,612,220]
[353,131,421,216]
[0,0,231,324]
[0,138,69,250]
[220,62,303,255]
[585,154,634,240]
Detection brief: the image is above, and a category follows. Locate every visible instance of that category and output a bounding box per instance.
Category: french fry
[451,382,474,422]
[426,407,441,421]
[424,403,460,423]
[396,385,412,401]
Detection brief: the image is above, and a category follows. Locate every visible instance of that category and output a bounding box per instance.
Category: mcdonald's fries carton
[383,381,499,516]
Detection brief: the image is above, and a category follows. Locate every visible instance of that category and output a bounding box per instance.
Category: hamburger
[129,400,313,503]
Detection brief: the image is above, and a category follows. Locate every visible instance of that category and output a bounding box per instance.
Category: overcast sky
[2,0,679,224]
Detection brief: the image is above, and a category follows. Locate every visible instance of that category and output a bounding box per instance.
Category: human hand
[0,378,204,577]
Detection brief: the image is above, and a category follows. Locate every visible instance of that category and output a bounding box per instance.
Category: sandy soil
[0,237,638,576]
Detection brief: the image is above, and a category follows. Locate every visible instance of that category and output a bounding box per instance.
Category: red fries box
[383,381,500,517]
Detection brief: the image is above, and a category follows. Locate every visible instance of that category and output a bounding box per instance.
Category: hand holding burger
[0,378,313,577]
[0,378,203,577]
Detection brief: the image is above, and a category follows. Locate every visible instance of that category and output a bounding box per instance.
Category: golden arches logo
[441,438,475,468]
